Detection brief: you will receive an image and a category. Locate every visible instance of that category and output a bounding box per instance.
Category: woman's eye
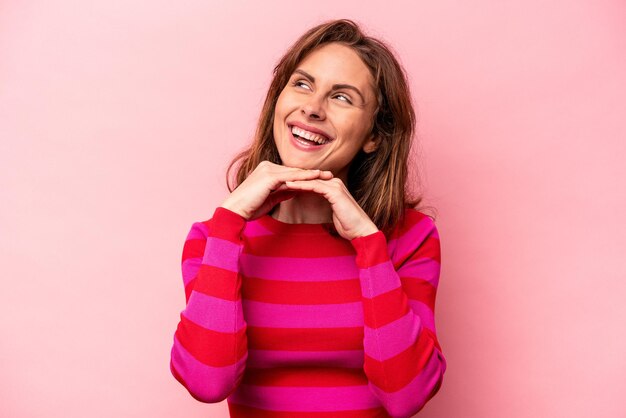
[335,94,352,104]
[293,80,311,90]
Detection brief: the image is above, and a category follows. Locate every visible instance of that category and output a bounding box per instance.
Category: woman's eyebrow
[293,69,366,104]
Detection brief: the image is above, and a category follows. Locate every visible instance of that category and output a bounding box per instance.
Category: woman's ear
[362,133,380,154]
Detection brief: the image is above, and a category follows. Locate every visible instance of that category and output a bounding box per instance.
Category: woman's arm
[170,163,330,402]
[350,210,447,418]
[169,207,248,403]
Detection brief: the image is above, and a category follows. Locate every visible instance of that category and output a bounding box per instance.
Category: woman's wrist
[350,229,388,268]
[219,198,248,220]
[351,223,379,239]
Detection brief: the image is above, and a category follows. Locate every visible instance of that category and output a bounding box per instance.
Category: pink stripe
[388,217,437,260]
[182,257,201,286]
[359,260,401,298]
[187,222,209,240]
[247,349,364,368]
[243,221,274,237]
[202,237,241,272]
[364,311,420,361]
[183,291,245,333]
[229,384,380,412]
[241,254,358,281]
[170,335,246,402]
[242,300,363,328]
[369,349,445,418]
[408,300,436,333]
[400,258,440,287]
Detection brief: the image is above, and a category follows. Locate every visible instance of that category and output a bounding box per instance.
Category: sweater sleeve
[169,207,248,403]
[350,213,446,418]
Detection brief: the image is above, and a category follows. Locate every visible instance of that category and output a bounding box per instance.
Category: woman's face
[272,42,378,180]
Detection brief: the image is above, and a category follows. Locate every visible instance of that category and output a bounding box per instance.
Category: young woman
[170,19,447,418]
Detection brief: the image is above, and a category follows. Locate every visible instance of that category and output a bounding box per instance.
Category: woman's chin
[280,158,319,171]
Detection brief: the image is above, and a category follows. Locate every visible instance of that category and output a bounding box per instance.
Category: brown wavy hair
[226,19,428,236]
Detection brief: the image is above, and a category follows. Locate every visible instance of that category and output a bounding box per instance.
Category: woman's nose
[301,94,326,120]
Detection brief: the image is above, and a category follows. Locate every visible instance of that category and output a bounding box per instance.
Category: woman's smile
[287,121,334,151]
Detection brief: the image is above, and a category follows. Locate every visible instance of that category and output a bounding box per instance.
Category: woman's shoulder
[385,207,440,264]
[388,206,438,240]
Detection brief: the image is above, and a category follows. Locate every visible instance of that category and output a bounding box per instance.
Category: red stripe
[245,234,354,258]
[399,277,437,310]
[388,209,429,240]
[242,277,361,304]
[228,403,390,418]
[242,367,368,387]
[351,232,390,268]
[362,287,410,328]
[182,238,206,263]
[423,326,442,352]
[415,236,441,263]
[175,314,247,367]
[364,330,436,392]
[192,265,241,301]
[208,210,246,243]
[247,326,363,351]
[184,278,195,303]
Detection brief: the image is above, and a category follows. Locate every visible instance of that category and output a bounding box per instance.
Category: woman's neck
[271,191,333,224]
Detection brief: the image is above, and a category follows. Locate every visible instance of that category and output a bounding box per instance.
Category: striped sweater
[170,206,446,417]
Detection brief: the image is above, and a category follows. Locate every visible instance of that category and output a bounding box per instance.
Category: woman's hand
[284,177,379,240]
[220,160,334,220]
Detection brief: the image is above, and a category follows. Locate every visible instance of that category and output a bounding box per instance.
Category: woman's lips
[288,121,333,141]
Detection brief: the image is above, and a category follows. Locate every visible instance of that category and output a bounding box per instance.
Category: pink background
[2,1,625,417]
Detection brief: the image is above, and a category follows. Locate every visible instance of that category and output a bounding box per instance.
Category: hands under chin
[284,177,379,240]
[219,161,378,240]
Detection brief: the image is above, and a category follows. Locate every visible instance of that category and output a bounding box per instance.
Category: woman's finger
[279,169,333,182]
[284,179,336,197]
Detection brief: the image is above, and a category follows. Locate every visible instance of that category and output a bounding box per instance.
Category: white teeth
[291,125,330,144]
